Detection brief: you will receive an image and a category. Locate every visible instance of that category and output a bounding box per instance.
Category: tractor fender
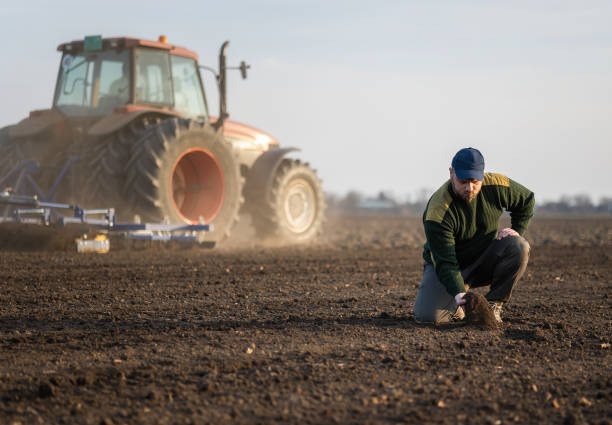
[9,108,64,138]
[244,147,299,203]
[88,106,182,137]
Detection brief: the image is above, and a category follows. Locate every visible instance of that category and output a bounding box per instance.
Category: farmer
[414,147,534,323]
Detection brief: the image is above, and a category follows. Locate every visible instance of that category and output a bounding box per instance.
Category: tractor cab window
[134,48,173,106]
[100,61,129,106]
[54,50,130,115]
[170,55,207,120]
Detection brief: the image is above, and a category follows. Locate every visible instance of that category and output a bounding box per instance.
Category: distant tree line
[325,190,430,216]
[536,195,612,215]
[326,191,612,216]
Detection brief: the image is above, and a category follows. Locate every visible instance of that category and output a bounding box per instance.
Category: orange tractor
[0,35,325,244]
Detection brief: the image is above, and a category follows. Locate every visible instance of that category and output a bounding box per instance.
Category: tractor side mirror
[239,61,250,79]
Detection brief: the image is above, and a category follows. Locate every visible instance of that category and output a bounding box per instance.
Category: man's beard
[462,191,478,203]
[453,186,479,203]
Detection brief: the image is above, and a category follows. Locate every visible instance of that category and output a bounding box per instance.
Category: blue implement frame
[0,158,211,244]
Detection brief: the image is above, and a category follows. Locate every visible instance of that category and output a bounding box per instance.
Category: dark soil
[0,215,610,425]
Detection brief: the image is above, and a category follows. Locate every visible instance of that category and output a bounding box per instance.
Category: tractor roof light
[158,35,168,43]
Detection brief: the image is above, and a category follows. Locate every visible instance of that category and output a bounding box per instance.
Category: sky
[1,0,610,203]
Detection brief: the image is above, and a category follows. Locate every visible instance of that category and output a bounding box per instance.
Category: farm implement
[0,159,211,251]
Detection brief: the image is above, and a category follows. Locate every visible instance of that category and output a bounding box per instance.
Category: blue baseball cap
[451,148,485,181]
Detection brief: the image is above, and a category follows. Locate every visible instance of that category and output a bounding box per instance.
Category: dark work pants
[414,235,530,323]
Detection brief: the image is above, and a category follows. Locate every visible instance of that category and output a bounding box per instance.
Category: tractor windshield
[54,50,130,116]
[170,55,207,120]
[134,48,173,106]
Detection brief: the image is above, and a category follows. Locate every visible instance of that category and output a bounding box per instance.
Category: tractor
[0,35,326,244]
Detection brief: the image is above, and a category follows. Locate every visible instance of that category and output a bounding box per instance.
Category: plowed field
[1,216,610,425]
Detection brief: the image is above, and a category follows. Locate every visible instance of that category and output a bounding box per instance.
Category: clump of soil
[0,223,91,252]
[463,292,498,329]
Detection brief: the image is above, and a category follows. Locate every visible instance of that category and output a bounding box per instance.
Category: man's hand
[455,292,466,306]
[497,228,519,240]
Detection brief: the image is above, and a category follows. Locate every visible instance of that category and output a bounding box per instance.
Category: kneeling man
[414,147,534,323]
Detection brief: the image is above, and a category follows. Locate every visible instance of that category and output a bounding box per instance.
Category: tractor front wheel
[251,159,325,243]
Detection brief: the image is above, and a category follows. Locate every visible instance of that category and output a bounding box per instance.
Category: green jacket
[422,173,535,296]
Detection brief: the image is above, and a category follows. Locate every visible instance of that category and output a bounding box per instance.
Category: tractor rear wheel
[0,126,17,183]
[0,129,59,195]
[0,128,41,180]
[123,118,242,243]
[76,115,161,211]
[251,159,325,243]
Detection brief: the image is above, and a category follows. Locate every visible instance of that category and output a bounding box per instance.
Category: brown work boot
[452,306,465,321]
[488,301,503,323]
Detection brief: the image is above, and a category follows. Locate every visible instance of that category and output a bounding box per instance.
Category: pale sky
[1,0,610,202]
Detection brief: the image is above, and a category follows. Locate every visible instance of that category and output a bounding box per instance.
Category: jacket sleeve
[506,179,535,235]
[424,219,466,297]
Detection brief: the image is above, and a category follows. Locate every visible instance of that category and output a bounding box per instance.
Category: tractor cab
[53,36,208,120]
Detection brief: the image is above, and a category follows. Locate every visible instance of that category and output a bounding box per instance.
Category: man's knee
[414,270,458,323]
[414,300,436,323]
[515,236,530,262]
[504,235,530,265]
[415,310,454,324]
[414,300,456,323]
